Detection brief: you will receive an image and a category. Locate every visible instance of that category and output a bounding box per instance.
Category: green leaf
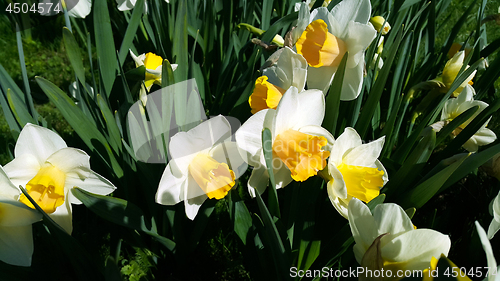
[173,1,188,82]
[63,27,85,86]
[71,188,176,252]
[118,0,145,65]
[94,0,117,98]
[6,89,35,127]
[262,128,280,218]
[323,52,348,135]
[161,60,175,88]
[435,106,478,146]
[233,199,253,245]
[36,77,123,178]
[96,94,122,154]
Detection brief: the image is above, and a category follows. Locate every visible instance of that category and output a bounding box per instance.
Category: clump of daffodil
[430,85,496,152]
[292,0,376,100]
[439,50,476,97]
[129,50,178,105]
[248,47,308,114]
[155,115,247,220]
[370,16,391,35]
[0,165,42,267]
[348,198,451,279]
[3,124,116,234]
[326,127,387,218]
[236,87,333,196]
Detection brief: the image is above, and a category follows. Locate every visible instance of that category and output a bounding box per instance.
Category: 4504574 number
[5,2,62,14]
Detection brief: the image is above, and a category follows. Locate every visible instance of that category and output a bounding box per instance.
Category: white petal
[50,195,73,234]
[345,21,376,67]
[273,163,293,190]
[375,159,389,184]
[0,166,21,199]
[46,148,91,175]
[330,0,372,30]
[329,192,350,219]
[472,128,497,146]
[0,225,35,266]
[0,200,42,227]
[264,47,308,92]
[3,154,40,190]
[67,0,92,18]
[66,170,116,204]
[327,164,347,199]
[347,198,378,256]
[297,125,335,151]
[381,229,451,270]
[274,88,325,134]
[476,221,498,280]
[247,166,269,197]
[292,3,311,43]
[156,165,186,205]
[488,219,500,240]
[310,7,336,34]
[116,0,136,11]
[340,61,364,101]
[15,124,67,164]
[372,203,414,236]
[129,50,145,67]
[306,64,337,96]
[235,109,269,166]
[210,141,248,179]
[329,127,362,165]
[462,138,479,153]
[343,136,384,167]
[184,195,206,221]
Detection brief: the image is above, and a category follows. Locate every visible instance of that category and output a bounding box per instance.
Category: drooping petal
[66,170,116,204]
[156,165,187,205]
[14,124,67,165]
[184,195,206,221]
[0,225,35,267]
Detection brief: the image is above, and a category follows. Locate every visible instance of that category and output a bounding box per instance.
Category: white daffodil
[3,124,116,234]
[488,190,500,239]
[155,115,247,220]
[476,221,500,281]
[293,0,332,11]
[326,127,387,218]
[432,85,496,152]
[249,47,308,114]
[0,166,42,267]
[292,0,376,100]
[129,50,178,105]
[67,0,92,18]
[440,51,476,97]
[348,198,451,275]
[236,87,333,197]
[370,16,391,35]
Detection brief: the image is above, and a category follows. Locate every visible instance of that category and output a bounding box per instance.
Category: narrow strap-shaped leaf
[94,0,117,98]
[323,52,348,135]
[63,27,85,86]
[118,0,145,65]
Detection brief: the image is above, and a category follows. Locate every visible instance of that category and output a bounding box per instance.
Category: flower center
[337,163,384,203]
[296,19,347,68]
[19,165,66,214]
[272,129,330,182]
[249,76,286,114]
[143,52,163,70]
[188,154,235,199]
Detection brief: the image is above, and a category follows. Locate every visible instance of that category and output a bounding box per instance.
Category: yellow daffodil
[440,51,476,97]
[236,87,333,196]
[326,128,387,218]
[129,50,178,105]
[488,191,500,239]
[348,198,451,279]
[370,16,391,35]
[431,85,496,152]
[155,115,247,220]
[292,0,376,100]
[249,47,308,114]
[3,124,116,234]
[0,165,42,267]
[476,221,500,281]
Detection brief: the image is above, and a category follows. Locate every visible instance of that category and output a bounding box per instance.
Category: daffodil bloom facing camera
[236,87,333,197]
[370,16,391,35]
[348,199,451,279]
[129,50,178,105]
[293,0,376,100]
[441,51,476,97]
[0,166,42,267]
[155,115,247,220]
[431,85,496,152]
[249,47,308,114]
[326,127,387,218]
[3,124,116,234]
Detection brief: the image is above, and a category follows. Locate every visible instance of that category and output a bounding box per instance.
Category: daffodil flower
[236,87,333,196]
[326,127,387,218]
[116,0,170,13]
[0,166,42,267]
[292,0,376,100]
[3,124,116,234]
[67,0,92,18]
[155,115,247,220]
[431,85,496,152]
[294,0,332,12]
[476,221,500,281]
[348,198,451,276]
[129,50,178,105]
[249,47,308,114]
[440,51,476,97]
[488,190,500,239]
[370,16,391,35]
